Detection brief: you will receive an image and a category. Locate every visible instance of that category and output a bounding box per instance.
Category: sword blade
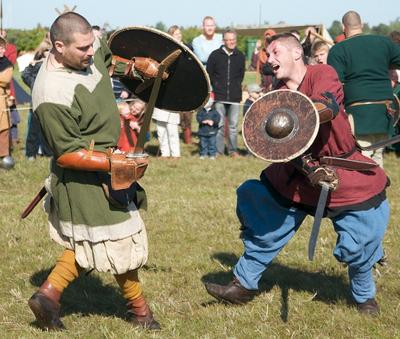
[308,182,330,261]
[358,134,400,152]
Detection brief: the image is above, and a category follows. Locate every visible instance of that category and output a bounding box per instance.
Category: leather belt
[348,100,392,107]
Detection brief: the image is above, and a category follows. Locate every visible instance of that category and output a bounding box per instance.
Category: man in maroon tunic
[204,33,390,316]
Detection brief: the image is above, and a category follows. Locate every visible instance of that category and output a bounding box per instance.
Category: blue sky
[3,0,399,30]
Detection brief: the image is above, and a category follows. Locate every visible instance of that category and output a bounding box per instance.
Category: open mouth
[271,64,280,72]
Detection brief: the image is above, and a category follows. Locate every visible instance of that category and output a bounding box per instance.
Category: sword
[308,182,330,261]
[357,134,400,152]
[21,186,47,219]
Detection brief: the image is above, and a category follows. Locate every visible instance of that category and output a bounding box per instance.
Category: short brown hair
[0,36,7,48]
[50,12,92,46]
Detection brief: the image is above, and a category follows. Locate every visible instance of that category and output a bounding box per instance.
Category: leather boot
[127,295,161,330]
[28,281,65,331]
[357,298,380,316]
[204,277,257,304]
[183,128,192,144]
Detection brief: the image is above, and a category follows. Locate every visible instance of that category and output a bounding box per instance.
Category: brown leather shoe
[204,277,257,304]
[28,291,65,331]
[127,296,161,330]
[357,298,380,316]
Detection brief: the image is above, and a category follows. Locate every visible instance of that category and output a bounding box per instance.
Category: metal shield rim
[242,89,320,163]
[108,26,211,112]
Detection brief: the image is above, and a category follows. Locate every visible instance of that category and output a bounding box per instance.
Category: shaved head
[50,12,92,46]
[342,11,362,30]
[270,33,303,54]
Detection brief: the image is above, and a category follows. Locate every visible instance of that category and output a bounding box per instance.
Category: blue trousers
[215,102,240,155]
[233,179,389,303]
[199,135,217,156]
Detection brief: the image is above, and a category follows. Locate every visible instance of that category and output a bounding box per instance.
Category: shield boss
[242,89,319,162]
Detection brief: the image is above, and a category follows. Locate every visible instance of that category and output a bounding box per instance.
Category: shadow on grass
[201,252,351,322]
[29,268,126,320]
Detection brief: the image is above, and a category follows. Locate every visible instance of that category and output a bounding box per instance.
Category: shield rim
[108,26,211,112]
[242,89,320,163]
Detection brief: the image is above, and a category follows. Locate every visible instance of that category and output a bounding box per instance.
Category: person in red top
[1,30,19,145]
[204,33,389,316]
[117,99,145,152]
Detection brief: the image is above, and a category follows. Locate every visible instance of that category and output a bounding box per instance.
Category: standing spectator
[1,29,19,147]
[328,10,400,167]
[249,39,262,71]
[0,36,14,169]
[152,107,181,158]
[192,16,222,66]
[22,38,53,160]
[312,41,330,64]
[168,25,193,144]
[196,95,220,159]
[256,29,276,91]
[207,29,245,157]
[242,83,263,116]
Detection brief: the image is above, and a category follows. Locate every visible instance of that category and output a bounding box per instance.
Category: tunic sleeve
[308,65,344,106]
[35,102,87,158]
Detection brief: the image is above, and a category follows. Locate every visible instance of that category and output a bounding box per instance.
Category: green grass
[1,99,400,338]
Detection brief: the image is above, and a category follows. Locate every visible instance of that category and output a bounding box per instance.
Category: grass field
[1,97,400,338]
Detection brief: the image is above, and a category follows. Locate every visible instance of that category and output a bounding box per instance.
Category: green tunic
[328,34,400,135]
[32,38,143,244]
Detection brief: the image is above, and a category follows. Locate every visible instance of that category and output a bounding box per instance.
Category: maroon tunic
[263,64,387,208]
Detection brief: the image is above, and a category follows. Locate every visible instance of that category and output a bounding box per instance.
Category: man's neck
[346,28,363,38]
[48,51,64,70]
[285,64,307,90]
[203,33,215,41]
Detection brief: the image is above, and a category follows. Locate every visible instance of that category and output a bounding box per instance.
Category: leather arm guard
[133,57,169,80]
[57,150,148,190]
[291,154,339,191]
[313,92,339,124]
[109,55,169,80]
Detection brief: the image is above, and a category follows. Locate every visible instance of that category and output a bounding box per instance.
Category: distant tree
[154,21,166,32]
[181,26,201,45]
[389,17,400,32]
[328,20,342,39]
[6,27,48,52]
[371,23,391,35]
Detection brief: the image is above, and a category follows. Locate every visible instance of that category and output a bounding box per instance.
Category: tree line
[6,18,400,55]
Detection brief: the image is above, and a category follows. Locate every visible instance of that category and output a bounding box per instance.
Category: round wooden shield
[108,26,210,112]
[242,89,319,162]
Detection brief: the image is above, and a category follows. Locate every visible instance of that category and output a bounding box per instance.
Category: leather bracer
[57,149,110,172]
[109,55,168,80]
[57,150,148,190]
[313,92,340,124]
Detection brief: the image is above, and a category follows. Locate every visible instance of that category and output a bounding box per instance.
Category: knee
[237,180,260,201]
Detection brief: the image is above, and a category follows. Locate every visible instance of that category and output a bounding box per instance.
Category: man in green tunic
[28,12,161,331]
[328,10,400,167]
